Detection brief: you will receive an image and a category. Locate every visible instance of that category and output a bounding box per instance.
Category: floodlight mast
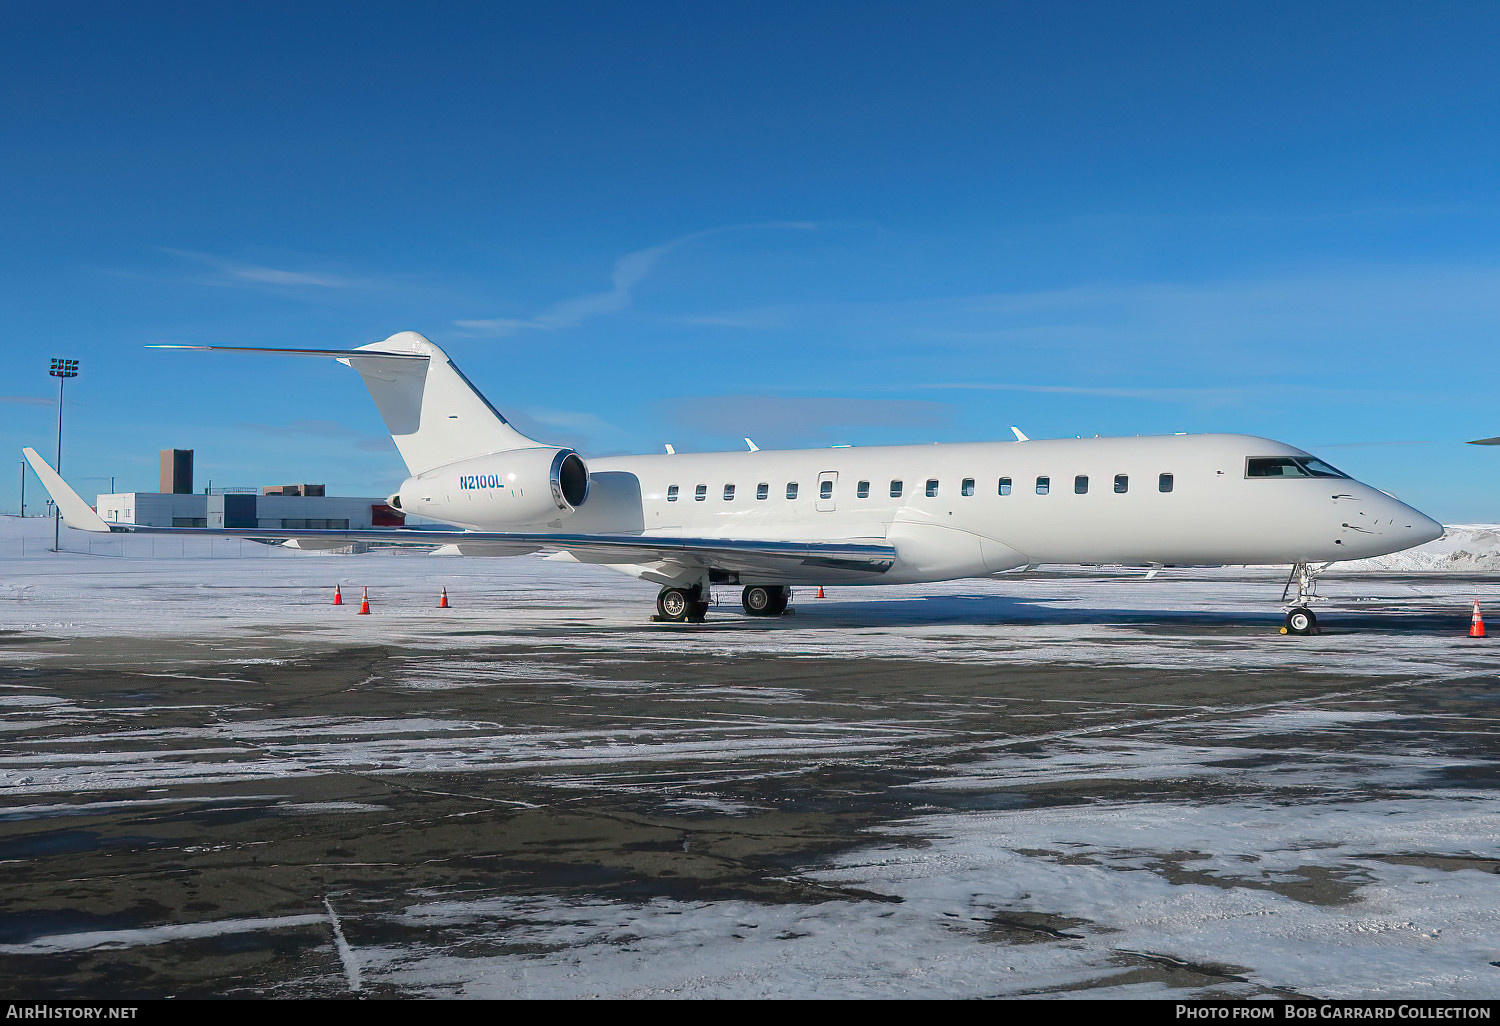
[48,358,78,552]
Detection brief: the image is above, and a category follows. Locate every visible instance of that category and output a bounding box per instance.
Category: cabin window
[667,485,679,502]
[1159,473,1174,493]
[1074,475,1088,494]
[1036,476,1050,495]
[890,480,903,498]
[695,484,707,501]
[817,480,832,500]
[756,483,769,500]
[1114,474,1128,493]
[962,478,975,496]
[925,479,939,497]
[723,484,735,501]
[998,477,1012,496]
[786,482,799,499]
[857,480,870,498]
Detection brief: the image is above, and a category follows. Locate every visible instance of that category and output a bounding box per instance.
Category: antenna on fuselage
[1010,426,1029,442]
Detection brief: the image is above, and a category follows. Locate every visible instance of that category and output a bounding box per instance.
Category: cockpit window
[1297,457,1348,478]
[1246,456,1349,479]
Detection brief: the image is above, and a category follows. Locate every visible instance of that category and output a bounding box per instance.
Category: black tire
[657,588,692,621]
[742,585,789,617]
[742,586,774,615]
[1284,606,1318,635]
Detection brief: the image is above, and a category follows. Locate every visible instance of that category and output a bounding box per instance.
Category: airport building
[95,449,402,529]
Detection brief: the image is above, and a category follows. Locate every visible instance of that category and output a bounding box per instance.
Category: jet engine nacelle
[389,447,590,529]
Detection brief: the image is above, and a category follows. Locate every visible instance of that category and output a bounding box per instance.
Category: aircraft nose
[1384,499,1444,549]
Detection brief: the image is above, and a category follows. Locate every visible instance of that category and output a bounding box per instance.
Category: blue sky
[3,1,1499,521]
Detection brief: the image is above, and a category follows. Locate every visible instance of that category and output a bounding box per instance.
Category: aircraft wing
[21,448,895,575]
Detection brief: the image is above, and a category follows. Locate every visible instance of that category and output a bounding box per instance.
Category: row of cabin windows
[665,473,1175,502]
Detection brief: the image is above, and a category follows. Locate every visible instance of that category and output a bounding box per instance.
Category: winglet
[744,438,760,452]
[21,449,113,533]
[1011,426,1030,442]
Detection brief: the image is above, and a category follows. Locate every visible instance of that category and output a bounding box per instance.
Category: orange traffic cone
[815,586,825,598]
[332,585,343,606]
[438,586,449,609]
[358,587,371,615]
[1470,600,1485,638]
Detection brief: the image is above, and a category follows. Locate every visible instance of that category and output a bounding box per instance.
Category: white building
[95,492,401,530]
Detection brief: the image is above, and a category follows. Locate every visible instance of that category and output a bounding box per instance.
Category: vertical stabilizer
[340,332,543,475]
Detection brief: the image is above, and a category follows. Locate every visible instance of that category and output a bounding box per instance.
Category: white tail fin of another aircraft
[151,332,545,476]
[22,448,111,532]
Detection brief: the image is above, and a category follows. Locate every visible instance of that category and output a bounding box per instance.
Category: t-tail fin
[339,332,541,475]
[151,332,545,476]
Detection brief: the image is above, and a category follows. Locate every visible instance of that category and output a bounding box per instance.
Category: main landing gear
[652,584,793,623]
[740,585,790,617]
[655,585,710,623]
[1280,561,1328,636]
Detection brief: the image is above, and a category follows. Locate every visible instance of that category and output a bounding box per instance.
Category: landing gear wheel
[1283,606,1318,636]
[741,585,789,616]
[657,587,692,622]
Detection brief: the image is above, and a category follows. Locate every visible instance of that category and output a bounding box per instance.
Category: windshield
[1245,456,1349,479]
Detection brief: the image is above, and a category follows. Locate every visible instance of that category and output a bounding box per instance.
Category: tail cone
[1470,600,1485,638]
[358,587,371,615]
[332,585,343,606]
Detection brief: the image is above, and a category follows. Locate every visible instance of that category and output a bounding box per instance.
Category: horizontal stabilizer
[146,345,428,360]
[154,332,542,474]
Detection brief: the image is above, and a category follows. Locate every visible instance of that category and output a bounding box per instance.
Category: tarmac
[0,521,1496,998]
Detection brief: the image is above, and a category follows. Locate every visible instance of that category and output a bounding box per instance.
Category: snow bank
[1339,525,1500,572]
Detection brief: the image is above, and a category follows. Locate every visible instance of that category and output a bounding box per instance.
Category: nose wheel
[1283,606,1318,635]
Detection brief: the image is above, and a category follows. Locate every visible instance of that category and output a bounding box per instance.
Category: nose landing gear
[1280,561,1328,635]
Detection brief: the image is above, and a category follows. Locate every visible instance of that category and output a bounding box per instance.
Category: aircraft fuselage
[415,432,1442,586]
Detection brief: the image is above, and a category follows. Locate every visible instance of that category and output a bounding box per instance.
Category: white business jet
[24,332,1443,634]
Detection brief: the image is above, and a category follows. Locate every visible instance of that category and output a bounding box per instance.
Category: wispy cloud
[454,222,817,337]
[0,396,54,406]
[159,248,356,289]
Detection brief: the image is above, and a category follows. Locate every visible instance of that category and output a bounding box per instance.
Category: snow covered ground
[0,515,1497,999]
